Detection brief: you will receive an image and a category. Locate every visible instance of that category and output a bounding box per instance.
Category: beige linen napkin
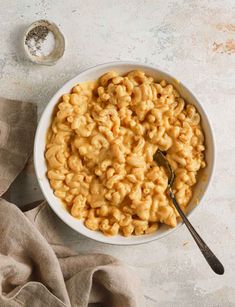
[0,97,143,307]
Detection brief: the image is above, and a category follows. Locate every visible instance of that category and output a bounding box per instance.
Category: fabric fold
[0,97,37,196]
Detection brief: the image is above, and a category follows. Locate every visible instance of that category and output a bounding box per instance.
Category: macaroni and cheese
[45,70,206,236]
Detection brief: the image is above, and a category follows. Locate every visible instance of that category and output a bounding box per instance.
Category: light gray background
[0,1,234,306]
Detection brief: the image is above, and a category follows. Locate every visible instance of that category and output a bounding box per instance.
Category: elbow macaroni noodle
[45,70,206,236]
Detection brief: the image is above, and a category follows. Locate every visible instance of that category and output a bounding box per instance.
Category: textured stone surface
[1,1,235,306]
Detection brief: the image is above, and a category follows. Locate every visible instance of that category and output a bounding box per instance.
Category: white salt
[26,28,55,57]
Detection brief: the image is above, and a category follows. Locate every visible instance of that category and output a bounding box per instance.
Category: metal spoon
[153,149,224,275]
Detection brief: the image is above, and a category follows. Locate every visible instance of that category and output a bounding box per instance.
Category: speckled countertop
[1,1,235,306]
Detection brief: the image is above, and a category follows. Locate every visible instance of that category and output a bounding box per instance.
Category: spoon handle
[169,189,224,275]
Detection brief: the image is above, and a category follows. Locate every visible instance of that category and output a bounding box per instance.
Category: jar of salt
[23,20,65,65]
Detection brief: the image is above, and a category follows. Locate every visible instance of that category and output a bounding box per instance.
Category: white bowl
[34,61,215,245]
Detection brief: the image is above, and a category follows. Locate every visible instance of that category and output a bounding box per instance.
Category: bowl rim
[34,60,216,245]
